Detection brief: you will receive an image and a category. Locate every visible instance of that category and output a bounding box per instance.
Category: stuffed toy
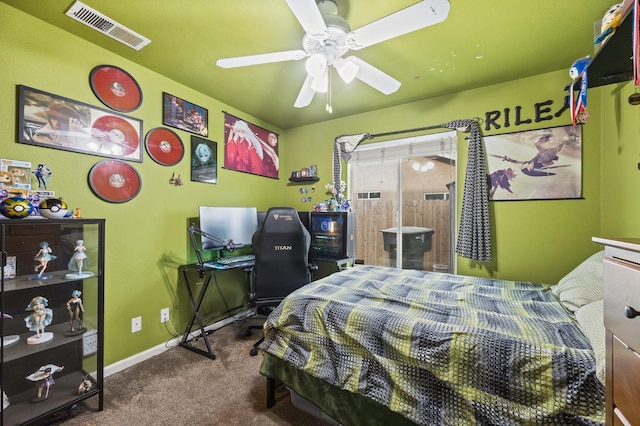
[569,56,591,124]
[595,3,623,45]
[569,56,591,80]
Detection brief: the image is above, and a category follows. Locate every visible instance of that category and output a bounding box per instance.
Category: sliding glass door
[348,131,457,272]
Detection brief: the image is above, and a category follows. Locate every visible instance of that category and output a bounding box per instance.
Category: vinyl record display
[91,115,139,156]
[90,65,142,112]
[88,160,141,203]
[145,127,184,166]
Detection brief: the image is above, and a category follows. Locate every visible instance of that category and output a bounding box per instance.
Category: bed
[258,253,607,425]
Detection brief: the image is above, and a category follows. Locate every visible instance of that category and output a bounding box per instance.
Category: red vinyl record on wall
[91,115,139,156]
[90,65,143,112]
[88,159,142,203]
[145,127,184,166]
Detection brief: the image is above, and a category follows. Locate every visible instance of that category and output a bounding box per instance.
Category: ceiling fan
[216,0,451,111]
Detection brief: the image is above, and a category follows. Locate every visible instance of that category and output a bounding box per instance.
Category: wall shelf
[288,176,319,184]
[587,9,635,88]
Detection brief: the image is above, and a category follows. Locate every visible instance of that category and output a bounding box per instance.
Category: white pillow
[551,251,604,312]
[575,300,605,384]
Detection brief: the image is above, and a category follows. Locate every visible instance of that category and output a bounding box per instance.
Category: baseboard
[104,309,255,378]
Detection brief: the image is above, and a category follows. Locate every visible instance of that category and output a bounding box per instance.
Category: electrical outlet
[131,316,142,333]
[160,308,169,323]
[82,332,98,356]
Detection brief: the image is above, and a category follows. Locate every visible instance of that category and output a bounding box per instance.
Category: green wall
[283,71,603,285]
[598,81,640,236]
[1,5,284,365]
[2,3,620,367]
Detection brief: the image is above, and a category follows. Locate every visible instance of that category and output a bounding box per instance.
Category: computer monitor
[198,206,259,251]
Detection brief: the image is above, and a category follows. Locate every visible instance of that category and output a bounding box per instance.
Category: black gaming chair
[247,207,315,356]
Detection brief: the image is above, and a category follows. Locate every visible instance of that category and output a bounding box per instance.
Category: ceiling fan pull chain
[326,68,333,113]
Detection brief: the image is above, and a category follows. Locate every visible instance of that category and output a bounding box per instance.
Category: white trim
[103,309,255,377]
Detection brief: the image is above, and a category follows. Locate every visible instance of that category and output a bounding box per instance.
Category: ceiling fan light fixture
[305,53,327,77]
[311,71,329,93]
[334,57,359,83]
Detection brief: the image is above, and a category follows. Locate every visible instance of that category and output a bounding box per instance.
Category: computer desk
[179,262,254,360]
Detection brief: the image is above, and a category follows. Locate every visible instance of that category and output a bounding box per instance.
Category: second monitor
[199,206,258,251]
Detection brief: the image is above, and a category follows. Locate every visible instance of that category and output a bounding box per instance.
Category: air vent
[65,1,151,50]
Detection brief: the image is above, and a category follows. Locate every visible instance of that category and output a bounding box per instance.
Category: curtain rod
[366,118,480,140]
[366,123,450,139]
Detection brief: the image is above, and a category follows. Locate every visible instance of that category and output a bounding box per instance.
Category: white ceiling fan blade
[346,0,451,50]
[216,50,307,68]
[294,75,316,108]
[346,56,401,95]
[284,0,328,39]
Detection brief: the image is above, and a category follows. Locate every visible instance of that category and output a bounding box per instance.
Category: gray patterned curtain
[441,119,491,262]
[334,119,491,263]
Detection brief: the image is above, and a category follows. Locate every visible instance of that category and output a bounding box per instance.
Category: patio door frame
[347,131,457,271]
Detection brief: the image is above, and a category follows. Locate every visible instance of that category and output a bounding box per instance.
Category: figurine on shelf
[24,296,54,344]
[77,375,93,395]
[33,241,56,279]
[65,290,86,336]
[2,312,19,347]
[26,364,64,403]
[65,239,94,279]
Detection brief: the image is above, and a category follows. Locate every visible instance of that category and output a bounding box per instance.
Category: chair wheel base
[250,347,259,356]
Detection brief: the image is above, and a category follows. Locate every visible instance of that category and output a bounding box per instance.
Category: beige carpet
[55,320,331,426]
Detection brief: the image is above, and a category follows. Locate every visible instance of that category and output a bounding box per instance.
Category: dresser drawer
[612,335,640,425]
[604,258,640,350]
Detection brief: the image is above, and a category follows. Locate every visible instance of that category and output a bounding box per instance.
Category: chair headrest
[260,207,302,232]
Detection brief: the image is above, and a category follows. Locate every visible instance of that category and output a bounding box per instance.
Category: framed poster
[223,112,279,179]
[17,85,143,162]
[162,92,208,137]
[486,125,582,201]
[190,136,217,184]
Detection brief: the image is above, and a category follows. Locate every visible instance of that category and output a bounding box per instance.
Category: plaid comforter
[260,265,605,425]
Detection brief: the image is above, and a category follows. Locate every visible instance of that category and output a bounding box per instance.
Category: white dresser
[593,237,640,426]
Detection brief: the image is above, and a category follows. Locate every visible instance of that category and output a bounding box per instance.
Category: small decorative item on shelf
[77,375,93,395]
[290,164,319,180]
[0,196,34,219]
[24,296,54,344]
[26,364,64,403]
[65,240,93,280]
[64,290,86,336]
[32,241,56,279]
[314,181,350,212]
[38,198,68,219]
[2,256,16,279]
[594,3,623,46]
[2,313,19,347]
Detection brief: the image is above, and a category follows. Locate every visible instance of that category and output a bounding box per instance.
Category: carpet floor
[54,320,331,425]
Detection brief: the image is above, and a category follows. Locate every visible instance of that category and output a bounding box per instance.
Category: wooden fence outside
[354,199,450,271]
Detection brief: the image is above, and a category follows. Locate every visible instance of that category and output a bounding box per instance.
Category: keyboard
[215,254,255,265]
